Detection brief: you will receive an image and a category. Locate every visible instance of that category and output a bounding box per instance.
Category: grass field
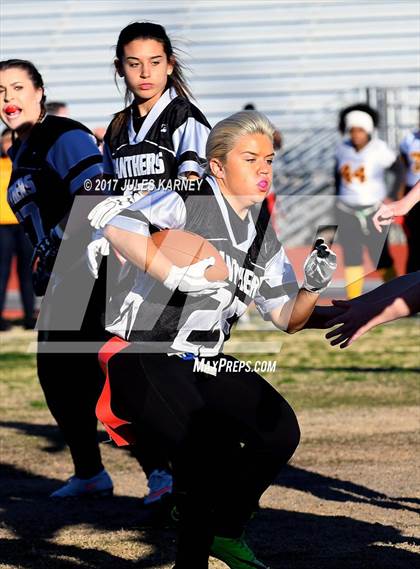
[0,318,419,569]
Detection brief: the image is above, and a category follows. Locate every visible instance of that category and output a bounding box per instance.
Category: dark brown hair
[0,59,46,114]
[45,101,67,114]
[111,22,191,137]
[114,22,191,103]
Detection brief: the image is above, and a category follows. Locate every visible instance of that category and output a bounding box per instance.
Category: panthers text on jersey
[400,130,420,188]
[103,87,211,195]
[7,114,103,248]
[335,138,396,207]
[105,177,298,356]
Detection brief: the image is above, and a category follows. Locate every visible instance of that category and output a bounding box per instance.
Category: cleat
[0,318,11,331]
[50,469,113,498]
[210,534,269,569]
[143,469,173,506]
[24,317,37,330]
[169,504,182,524]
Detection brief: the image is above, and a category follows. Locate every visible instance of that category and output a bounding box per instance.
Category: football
[150,229,229,281]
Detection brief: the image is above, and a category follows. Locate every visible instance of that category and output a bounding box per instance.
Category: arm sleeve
[254,245,299,321]
[172,106,211,177]
[107,189,187,237]
[46,129,103,195]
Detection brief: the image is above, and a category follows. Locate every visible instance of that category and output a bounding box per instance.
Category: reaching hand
[303,238,337,294]
[325,298,379,348]
[372,191,418,232]
[163,257,228,297]
[372,203,398,232]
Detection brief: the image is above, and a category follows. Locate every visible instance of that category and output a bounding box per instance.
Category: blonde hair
[205,110,275,173]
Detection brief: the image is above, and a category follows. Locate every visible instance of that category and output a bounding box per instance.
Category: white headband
[345,110,374,135]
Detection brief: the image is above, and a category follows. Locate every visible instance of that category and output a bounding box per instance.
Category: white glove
[88,195,138,229]
[163,257,228,297]
[303,238,337,293]
[86,232,110,279]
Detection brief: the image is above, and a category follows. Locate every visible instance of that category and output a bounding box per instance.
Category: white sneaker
[50,469,113,498]
[144,469,173,505]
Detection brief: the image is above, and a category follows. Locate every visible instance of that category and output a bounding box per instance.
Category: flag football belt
[337,201,379,235]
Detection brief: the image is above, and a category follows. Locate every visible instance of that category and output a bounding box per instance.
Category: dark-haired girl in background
[335,104,403,298]
[0,59,114,497]
[87,22,211,506]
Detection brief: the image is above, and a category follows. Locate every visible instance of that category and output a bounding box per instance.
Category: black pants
[37,264,170,480]
[336,204,394,268]
[0,224,34,321]
[37,330,106,479]
[37,268,109,479]
[106,347,300,567]
[403,186,420,273]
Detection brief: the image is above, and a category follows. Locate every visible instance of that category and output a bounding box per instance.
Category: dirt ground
[0,320,419,569]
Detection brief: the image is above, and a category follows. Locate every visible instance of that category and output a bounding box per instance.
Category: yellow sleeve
[0,157,18,225]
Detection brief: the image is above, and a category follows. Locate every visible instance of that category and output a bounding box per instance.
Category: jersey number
[410,151,420,174]
[171,288,233,355]
[340,164,366,184]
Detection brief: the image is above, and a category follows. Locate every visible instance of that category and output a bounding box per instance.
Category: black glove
[31,229,61,296]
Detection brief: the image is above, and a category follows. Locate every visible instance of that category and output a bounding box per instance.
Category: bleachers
[1,0,419,132]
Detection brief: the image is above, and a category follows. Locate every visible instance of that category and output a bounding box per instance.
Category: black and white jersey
[7,114,103,248]
[106,177,298,355]
[103,87,211,195]
[400,130,420,188]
